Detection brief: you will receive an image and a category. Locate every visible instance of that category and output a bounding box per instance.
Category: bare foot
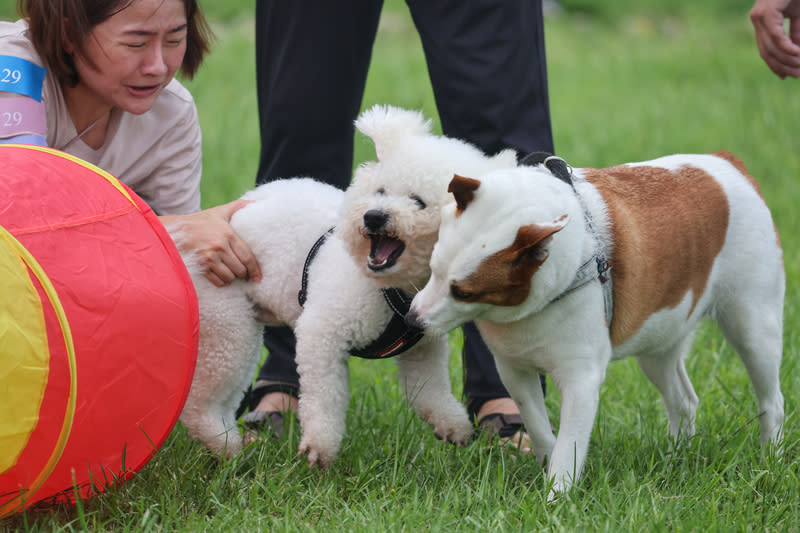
[254,391,298,413]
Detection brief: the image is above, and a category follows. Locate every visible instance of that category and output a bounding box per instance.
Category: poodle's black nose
[363,209,389,232]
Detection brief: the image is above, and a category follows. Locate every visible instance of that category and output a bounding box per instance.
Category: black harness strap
[298,227,335,307]
[520,151,614,325]
[297,228,425,359]
[520,151,575,189]
[350,288,424,359]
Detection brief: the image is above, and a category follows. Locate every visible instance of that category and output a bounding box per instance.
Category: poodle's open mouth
[367,233,406,271]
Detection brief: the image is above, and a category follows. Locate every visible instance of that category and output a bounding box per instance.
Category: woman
[1,0,259,286]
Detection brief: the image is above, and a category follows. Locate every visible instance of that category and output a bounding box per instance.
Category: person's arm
[0,55,47,145]
[0,94,46,145]
[750,0,800,78]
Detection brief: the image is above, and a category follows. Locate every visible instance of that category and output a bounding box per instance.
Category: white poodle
[174,105,518,464]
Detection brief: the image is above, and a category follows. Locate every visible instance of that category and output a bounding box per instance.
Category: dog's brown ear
[510,215,569,266]
[448,174,482,215]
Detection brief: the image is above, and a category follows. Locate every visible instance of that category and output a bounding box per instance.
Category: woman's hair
[17,0,213,87]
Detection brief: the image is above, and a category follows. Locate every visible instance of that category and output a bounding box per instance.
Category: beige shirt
[0,20,202,215]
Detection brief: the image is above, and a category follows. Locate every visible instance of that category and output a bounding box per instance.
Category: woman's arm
[0,54,47,145]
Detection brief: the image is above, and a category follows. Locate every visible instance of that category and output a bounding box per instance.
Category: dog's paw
[219,439,243,459]
[297,437,337,469]
[242,428,261,447]
[433,417,475,446]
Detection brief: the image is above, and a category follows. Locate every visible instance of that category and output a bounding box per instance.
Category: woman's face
[71,0,188,115]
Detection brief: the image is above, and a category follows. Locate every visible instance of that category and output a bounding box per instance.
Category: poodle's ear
[355,104,432,160]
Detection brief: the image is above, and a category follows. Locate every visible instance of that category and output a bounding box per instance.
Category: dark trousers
[249,0,553,417]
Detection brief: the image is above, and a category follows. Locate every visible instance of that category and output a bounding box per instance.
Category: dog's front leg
[295,313,351,468]
[547,361,607,500]
[395,337,473,445]
[492,356,556,466]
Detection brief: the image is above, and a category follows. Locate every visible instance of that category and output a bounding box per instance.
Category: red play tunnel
[0,144,198,517]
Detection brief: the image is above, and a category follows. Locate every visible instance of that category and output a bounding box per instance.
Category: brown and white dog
[406,151,785,498]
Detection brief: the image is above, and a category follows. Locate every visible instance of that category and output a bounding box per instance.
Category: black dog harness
[520,152,614,326]
[297,228,424,359]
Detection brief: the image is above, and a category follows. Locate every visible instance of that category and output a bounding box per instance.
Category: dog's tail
[712,150,764,197]
[355,104,432,159]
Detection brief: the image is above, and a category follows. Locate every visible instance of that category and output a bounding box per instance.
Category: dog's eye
[376,188,385,195]
[450,283,476,300]
[410,194,426,209]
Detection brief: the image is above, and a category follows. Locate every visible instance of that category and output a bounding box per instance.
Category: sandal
[477,412,532,452]
[477,412,525,439]
[241,410,286,438]
[237,381,298,439]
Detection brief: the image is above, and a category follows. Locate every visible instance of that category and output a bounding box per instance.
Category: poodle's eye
[450,283,476,300]
[376,188,385,195]
[410,194,426,209]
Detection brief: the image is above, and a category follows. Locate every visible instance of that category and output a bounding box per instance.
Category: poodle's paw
[242,427,262,447]
[218,437,243,459]
[297,434,338,469]
[433,415,475,446]
[181,412,244,459]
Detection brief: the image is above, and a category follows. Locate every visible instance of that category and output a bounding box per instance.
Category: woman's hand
[162,200,262,287]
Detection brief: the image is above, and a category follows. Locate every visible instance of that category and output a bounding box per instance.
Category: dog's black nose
[404,308,425,330]
[363,209,389,232]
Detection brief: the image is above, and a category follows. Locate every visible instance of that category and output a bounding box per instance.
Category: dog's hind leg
[395,339,472,445]
[714,289,785,448]
[636,334,699,442]
[181,402,243,458]
[181,305,261,459]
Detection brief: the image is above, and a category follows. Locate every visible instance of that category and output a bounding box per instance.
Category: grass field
[2,1,800,531]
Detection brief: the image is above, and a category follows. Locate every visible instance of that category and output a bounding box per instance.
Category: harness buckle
[596,256,611,283]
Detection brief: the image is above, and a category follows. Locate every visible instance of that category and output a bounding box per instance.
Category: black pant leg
[407,0,553,412]
[249,0,384,397]
[255,0,385,187]
[407,0,553,155]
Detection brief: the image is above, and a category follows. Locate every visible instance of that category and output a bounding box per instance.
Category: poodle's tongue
[369,236,404,268]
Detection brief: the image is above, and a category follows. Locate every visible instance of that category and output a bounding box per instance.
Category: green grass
[3,1,800,531]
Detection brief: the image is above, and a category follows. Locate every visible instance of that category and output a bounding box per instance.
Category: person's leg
[241,0,384,426]
[407,0,553,157]
[255,0,384,188]
[408,0,553,441]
